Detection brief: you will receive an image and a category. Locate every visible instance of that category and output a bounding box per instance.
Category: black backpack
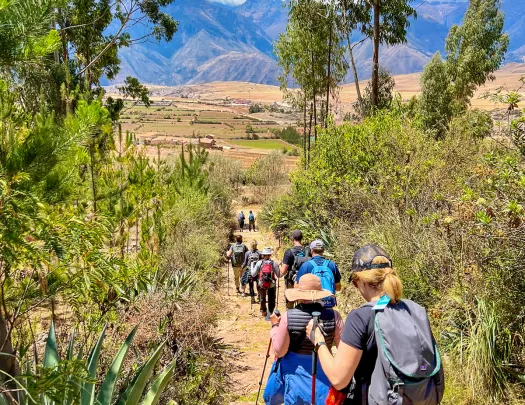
[287,246,309,281]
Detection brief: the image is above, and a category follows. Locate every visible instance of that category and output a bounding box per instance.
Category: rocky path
[217,211,286,405]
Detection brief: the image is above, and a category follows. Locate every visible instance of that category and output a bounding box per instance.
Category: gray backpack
[367,299,444,405]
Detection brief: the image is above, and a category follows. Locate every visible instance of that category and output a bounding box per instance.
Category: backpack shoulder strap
[310,259,319,267]
[322,260,330,267]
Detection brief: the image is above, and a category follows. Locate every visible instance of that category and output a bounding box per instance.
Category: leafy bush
[355,67,395,117]
[249,104,264,113]
[274,126,302,146]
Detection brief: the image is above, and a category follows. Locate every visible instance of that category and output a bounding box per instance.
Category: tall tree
[445,0,509,108]
[419,0,508,137]
[358,0,416,108]
[337,0,369,112]
[276,0,347,157]
[58,0,178,90]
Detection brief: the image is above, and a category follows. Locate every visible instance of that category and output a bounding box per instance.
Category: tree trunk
[325,19,333,127]
[372,0,380,108]
[347,32,363,112]
[310,50,318,142]
[0,266,17,385]
[303,94,307,163]
[308,102,313,165]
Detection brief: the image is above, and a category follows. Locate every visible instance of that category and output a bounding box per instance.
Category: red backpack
[259,260,274,290]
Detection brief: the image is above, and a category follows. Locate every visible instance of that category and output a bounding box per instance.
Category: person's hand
[270,312,281,326]
[306,319,325,345]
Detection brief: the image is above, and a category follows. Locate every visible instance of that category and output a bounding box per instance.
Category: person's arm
[270,312,290,358]
[242,253,250,269]
[333,263,342,291]
[273,261,281,278]
[226,245,232,259]
[280,250,291,276]
[333,311,345,348]
[306,321,361,390]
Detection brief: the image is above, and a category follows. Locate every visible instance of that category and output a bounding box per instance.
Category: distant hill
[109,0,525,86]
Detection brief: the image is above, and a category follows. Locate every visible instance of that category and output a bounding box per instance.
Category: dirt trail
[217,206,287,405]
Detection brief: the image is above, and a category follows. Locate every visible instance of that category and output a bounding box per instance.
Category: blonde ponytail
[353,256,403,303]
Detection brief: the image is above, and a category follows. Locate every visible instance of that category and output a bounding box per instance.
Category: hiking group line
[226,213,445,405]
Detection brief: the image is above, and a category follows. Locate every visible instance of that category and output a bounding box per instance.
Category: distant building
[231,99,252,106]
[205,134,215,139]
[199,138,216,149]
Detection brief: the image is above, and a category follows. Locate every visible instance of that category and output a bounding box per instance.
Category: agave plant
[9,323,176,405]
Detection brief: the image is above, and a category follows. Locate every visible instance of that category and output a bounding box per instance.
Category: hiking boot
[251,297,256,304]
[236,288,242,295]
[261,311,267,317]
[265,314,271,321]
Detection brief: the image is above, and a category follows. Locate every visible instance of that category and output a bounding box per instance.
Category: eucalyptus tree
[276,0,347,161]
[419,0,509,137]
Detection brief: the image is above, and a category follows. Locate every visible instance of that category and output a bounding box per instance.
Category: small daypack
[368,299,444,405]
[310,260,335,305]
[247,250,261,273]
[249,213,255,221]
[259,260,274,290]
[231,243,245,267]
[238,213,245,221]
[291,246,309,273]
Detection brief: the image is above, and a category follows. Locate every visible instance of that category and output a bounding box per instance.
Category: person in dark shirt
[280,229,309,309]
[296,240,341,307]
[305,244,403,405]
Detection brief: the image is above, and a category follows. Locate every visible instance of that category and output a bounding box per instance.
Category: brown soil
[217,205,287,405]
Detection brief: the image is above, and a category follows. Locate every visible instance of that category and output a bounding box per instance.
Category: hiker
[296,240,341,308]
[248,210,256,231]
[238,211,245,232]
[306,244,444,405]
[263,274,344,405]
[251,247,281,320]
[280,229,310,309]
[227,235,248,294]
[241,240,261,303]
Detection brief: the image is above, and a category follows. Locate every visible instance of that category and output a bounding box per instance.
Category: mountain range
[110,0,525,86]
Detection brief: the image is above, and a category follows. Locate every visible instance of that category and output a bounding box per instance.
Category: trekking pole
[227,260,230,296]
[276,276,280,309]
[311,311,321,405]
[255,309,280,405]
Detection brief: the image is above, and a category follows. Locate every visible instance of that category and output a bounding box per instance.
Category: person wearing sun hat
[262,274,345,405]
[251,247,281,319]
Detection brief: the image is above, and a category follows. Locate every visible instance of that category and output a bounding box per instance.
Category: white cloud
[208,0,246,6]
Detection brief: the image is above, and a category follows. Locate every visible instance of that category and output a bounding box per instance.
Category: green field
[118,103,286,139]
[228,139,294,150]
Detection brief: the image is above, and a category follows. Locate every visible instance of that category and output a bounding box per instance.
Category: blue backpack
[310,260,336,306]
